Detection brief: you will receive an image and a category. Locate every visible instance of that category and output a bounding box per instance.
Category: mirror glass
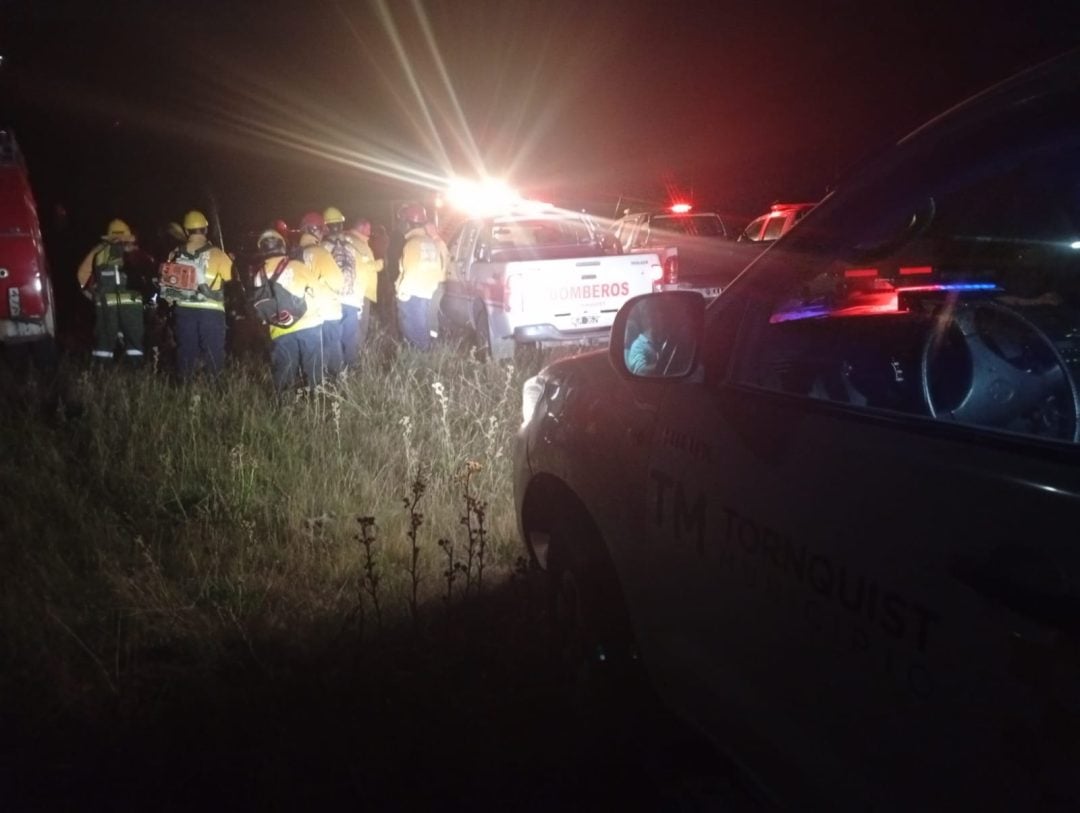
[622,295,699,378]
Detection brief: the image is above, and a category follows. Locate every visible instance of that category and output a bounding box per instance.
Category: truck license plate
[573,314,599,326]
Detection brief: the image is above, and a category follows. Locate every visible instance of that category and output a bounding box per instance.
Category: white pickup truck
[439,210,660,360]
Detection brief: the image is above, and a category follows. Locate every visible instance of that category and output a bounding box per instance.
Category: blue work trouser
[397,296,432,350]
[321,317,344,379]
[340,305,360,369]
[271,325,324,394]
[174,307,226,379]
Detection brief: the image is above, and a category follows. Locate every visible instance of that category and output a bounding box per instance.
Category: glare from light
[446,177,520,216]
[521,374,546,425]
[670,203,692,214]
[1070,240,1080,250]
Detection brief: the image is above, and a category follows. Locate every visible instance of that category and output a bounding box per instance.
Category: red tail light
[504,272,523,312]
[663,255,679,285]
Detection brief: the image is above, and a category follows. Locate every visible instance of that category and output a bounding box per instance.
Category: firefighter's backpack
[250,257,307,328]
[158,262,199,303]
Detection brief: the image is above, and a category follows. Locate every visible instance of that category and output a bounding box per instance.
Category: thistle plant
[355,515,382,634]
[436,536,458,611]
[403,466,427,631]
[458,460,489,597]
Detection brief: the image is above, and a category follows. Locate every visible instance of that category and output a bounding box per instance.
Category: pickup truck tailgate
[504,253,657,332]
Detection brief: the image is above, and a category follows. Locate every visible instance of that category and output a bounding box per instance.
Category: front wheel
[545,509,641,699]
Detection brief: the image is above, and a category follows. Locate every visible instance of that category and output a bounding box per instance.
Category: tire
[546,508,641,701]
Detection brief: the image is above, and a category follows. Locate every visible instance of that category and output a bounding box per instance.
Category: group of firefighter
[75,202,449,394]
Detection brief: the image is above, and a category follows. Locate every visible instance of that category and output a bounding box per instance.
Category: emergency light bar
[669,203,692,214]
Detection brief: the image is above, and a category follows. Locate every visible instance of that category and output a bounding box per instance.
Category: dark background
[6,1,1080,222]
[3,0,1080,302]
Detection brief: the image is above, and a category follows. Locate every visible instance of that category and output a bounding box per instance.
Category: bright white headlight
[521,375,546,426]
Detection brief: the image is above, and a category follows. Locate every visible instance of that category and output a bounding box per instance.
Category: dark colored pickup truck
[516,51,1080,812]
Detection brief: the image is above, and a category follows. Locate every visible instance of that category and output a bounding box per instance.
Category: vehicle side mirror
[610,291,705,380]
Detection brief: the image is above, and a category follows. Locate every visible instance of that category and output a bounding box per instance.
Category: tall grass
[0,337,537,715]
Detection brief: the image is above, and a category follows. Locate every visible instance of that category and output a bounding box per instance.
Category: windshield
[734,78,1080,443]
[650,214,726,238]
[760,88,1080,325]
[489,217,593,249]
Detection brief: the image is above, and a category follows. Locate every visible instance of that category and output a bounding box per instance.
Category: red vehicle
[0,129,55,356]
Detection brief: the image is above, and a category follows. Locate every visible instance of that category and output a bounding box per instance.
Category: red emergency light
[669,203,692,214]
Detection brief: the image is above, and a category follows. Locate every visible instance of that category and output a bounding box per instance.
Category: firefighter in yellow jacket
[253,229,325,394]
[322,206,362,368]
[166,210,233,379]
[395,203,446,350]
[342,216,384,359]
[298,211,345,379]
[76,218,145,363]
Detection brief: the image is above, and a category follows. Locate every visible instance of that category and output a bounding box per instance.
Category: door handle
[951,546,1080,632]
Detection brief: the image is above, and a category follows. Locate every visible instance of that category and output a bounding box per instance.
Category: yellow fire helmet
[104,218,135,243]
[183,210,209,231]
[323,206,345,225]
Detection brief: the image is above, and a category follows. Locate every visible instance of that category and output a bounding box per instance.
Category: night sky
[3,0,1080,252]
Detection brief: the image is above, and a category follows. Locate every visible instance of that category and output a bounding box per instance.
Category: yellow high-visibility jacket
[299,234,344,322]
[344,232,384,305]
[397,227,447,301]
[256,254,323,340]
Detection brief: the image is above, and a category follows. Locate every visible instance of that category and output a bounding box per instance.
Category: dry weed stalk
[403,466,427,631]
[459,460,489,597]
[355,515,382,634]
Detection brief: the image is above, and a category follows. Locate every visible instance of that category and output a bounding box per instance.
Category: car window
[762,214,786,241]
[450,222,478,264]
[650,214,726,238]
[632,222,650,249]
[733,98,1080,444]
[490,217,591,248]
[740,215,767,241]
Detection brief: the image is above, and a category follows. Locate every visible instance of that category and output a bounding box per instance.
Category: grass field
[0,335,539,720]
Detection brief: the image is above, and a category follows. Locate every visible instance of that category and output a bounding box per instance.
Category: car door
[639,92,1080,810]
[440,220,480,330]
